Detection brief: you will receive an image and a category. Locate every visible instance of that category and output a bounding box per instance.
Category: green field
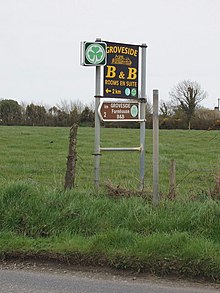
[0,126,219,196]
[1,126,220,280]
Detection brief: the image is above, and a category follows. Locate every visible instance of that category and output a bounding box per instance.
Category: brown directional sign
[103,41,139,99]
[99,101,139,121]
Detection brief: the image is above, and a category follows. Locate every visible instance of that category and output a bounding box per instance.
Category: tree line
[0,99,94,127]
[1,80,220,130]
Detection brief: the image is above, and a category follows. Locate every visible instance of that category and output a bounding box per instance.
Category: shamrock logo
[86,44,105,65]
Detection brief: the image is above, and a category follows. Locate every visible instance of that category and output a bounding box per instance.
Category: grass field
[0,126,219,196]
[1,126,220,280]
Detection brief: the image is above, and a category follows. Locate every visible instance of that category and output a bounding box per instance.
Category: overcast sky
[0,0,220,109]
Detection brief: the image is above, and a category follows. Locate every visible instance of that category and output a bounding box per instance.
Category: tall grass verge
[1,181,220,280]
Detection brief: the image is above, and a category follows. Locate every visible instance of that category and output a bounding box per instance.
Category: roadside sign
[81,42,107,66]
[98,101,140,121]
[103,41,139,99]
[80,39,147,189]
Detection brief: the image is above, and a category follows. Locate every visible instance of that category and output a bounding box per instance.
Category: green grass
[0,126,219,195]
[1,126,220,280]
[1,182,220,279]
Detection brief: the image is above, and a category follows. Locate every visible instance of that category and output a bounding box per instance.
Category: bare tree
[169,80,207,129]
[159,100,174,117]
[58,99,85,114]
[70,99,84,114]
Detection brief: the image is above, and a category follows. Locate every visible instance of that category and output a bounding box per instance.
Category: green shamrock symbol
[88,47,102,62]
[86,44,105,64]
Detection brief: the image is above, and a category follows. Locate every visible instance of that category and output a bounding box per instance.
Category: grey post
[139,43,147,190]
[153,89,159,205]
[94,38,101,188]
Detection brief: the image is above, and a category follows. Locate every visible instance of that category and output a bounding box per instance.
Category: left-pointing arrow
[106,88,112,94]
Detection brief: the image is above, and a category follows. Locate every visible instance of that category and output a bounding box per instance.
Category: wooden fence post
[64,123,78,190]
[169,159,176,199]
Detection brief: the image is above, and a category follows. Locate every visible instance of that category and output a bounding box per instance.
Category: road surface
[0,267,219,293]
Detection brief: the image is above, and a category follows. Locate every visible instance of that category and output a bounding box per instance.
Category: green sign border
[83,42,107,66]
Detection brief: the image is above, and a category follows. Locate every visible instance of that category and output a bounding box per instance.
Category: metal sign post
[153,89,159,205]
[94,39,102,188]
[140,44,147,190]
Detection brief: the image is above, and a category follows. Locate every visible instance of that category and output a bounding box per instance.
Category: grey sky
[0,0,220,109]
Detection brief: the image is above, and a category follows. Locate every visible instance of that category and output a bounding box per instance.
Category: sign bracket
[100,147,141,152]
